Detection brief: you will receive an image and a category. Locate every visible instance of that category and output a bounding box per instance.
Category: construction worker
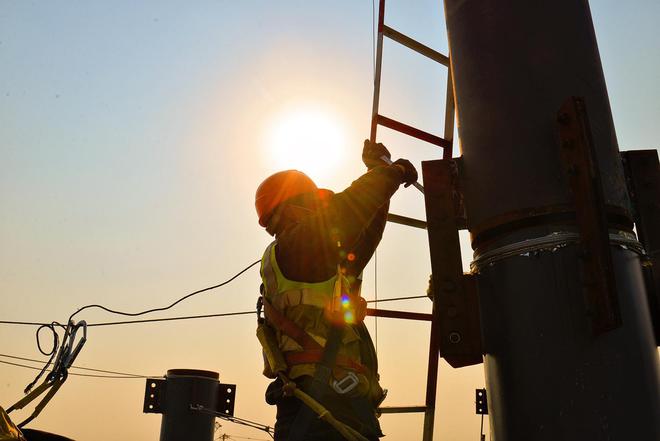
[255,140,418,441]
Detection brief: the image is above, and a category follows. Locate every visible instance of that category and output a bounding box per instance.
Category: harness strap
[285,351,367,374]
[264,298,368,374]
[263,298,320,350]
[288,324,343,441]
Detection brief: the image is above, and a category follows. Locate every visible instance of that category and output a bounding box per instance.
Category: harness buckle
[331,371,359,395]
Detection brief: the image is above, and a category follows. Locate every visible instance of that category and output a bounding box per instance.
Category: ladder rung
[382,25,449,67]
[366,308,432,321]
[377,114,452,149]
[379,406,427,414]
[387,213,427,230]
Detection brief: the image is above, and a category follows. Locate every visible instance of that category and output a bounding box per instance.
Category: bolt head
[449,331,462,344]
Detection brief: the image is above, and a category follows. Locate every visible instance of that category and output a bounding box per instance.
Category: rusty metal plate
[557,96,621,335]
[422,159,482,367]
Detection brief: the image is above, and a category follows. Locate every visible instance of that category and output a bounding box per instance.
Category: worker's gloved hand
[362,139,391,169]
[393,158,418,187]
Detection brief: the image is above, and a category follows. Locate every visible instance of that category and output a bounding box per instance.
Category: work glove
[362,139,391,169]
[393,158,418,187]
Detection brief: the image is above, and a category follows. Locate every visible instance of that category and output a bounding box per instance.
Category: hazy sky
[1,1,658,440]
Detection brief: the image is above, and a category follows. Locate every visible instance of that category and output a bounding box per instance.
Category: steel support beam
[443,0,660,439]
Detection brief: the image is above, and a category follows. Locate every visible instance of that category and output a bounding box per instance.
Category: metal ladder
[367,1,456,440]
[370,0,455,160]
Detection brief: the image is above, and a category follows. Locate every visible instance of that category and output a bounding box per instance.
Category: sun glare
[266,107,347,181]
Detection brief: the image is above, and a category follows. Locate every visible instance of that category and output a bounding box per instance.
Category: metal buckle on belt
[331,372,359,394]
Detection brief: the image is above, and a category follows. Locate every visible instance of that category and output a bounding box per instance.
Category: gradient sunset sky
[1,1,658,440]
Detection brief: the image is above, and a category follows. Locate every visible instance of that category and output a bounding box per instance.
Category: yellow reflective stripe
[271,288,332,311]
[261,241,278,298]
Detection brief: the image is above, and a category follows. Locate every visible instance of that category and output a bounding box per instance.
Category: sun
[266,107,347,181]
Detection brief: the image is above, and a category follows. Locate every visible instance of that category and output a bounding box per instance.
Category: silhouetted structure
[421,0,660,439]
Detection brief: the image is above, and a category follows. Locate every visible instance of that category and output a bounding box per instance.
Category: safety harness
[261,296,367,375]
[257,241,383,440]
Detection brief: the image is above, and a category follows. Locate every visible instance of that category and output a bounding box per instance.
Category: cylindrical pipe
[159,369,219,441]
[445,0,630,240]
[443,0,660,439]
[473,230,659,440]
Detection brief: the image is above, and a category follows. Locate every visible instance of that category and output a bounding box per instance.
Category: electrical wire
[0,353,158,378]
[366,294,428,304]
[0,320,53,326]
[0,295,428,328]
[195,406,274,439]
[214,414,274,440]
[0,359,158,379]
[225,435,270,441]
[88,310,255,327]
[26,322,65,394]
[15,259,260,402]
[67,259,261,324]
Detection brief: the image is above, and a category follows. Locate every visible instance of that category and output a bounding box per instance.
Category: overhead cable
[67,259,261,324]
[194,406,274,439]
[1,255,263,397]
[0,359,157,379]
[0,353,159,378]
[0,295,428,328]
[88,310,255,327]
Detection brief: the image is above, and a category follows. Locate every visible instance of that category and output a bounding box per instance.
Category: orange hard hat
[255,170,331,227]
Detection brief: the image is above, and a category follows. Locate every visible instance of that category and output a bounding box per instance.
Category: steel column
[443,0,660,440]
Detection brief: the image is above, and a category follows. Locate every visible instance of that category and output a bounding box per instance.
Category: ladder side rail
[443,69,455,159]
[370,0,386,143]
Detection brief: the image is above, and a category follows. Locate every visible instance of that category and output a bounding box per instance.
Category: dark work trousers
[266,378,381,441]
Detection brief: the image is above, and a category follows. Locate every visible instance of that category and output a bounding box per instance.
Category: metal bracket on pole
[144,378,167,414]
[422,158,482,368]
[475,389,488,415]
[557,96,621,335]
[622,149,660,345]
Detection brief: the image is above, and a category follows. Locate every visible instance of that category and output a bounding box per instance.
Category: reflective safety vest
[259,241,384,403]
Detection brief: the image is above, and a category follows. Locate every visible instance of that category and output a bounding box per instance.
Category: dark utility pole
[143,369,236,441]
[441,1,659,440]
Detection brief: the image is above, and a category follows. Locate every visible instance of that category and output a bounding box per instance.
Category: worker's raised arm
[275,142,417,282]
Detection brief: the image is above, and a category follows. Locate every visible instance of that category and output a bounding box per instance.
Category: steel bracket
[143,378,166,414]
[422,158,482,368]
[557,96,621,335]
[216,383,236,416]
[143,378,236,416]
[622,149,660,345]
[475,388,488,415]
